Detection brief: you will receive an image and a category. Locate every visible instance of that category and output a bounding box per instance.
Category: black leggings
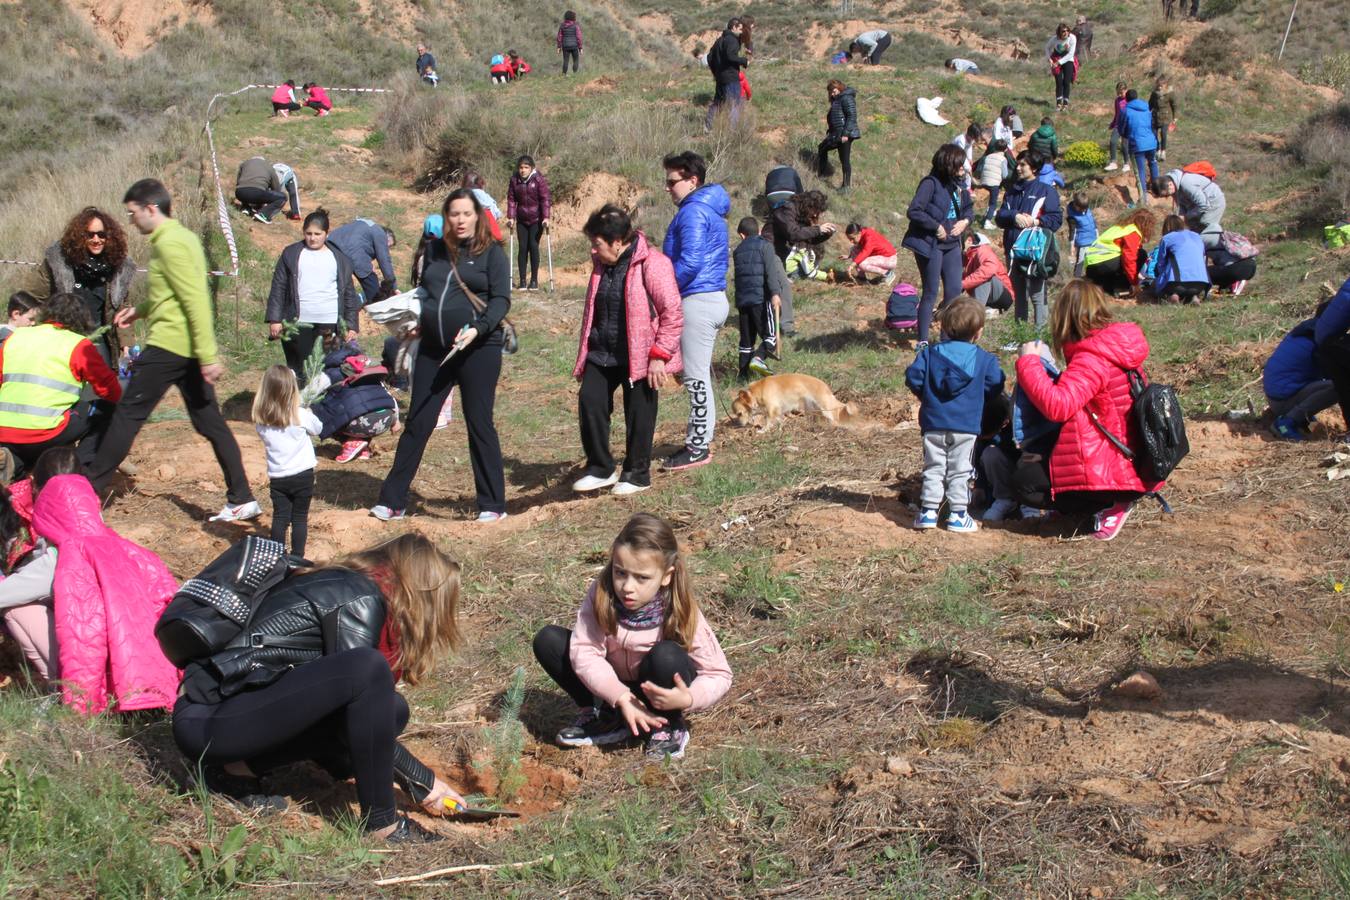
[533,624,698,729]
[173,648,408,829]
[269,469,315,557]
[1011,455,1141,515]
[817,136,853,187]
[516,222,543,285]
[1053,66,1073,103]
[280,323,334,383]
[376,340,505,513]
[1209,258,1256,290]
[561,49,580,74]
[1315,333,1350,429]
[272,101,302,114]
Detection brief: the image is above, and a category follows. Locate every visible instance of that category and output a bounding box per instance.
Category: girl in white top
[1046,23,1078,111]
[253,365,323,557]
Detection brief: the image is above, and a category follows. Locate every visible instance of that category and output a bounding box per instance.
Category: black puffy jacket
[826,87,861,140]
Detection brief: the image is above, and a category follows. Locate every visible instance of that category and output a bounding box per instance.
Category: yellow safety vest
[1083,224,1142,268]
[0,324,87,432]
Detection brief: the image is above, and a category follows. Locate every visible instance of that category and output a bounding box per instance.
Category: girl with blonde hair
[252,364,322,557]
[533,512,732,759]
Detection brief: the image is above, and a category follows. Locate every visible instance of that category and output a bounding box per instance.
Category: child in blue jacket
[1265,301,1337,440]
[905,297,1006,533]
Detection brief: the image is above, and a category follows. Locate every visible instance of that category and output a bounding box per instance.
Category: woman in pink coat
[1015,279,1162,541]
[32,462,178,713]
[570,205,683,497]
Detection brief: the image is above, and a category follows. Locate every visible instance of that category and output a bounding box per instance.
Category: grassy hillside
[1,1,1349,897]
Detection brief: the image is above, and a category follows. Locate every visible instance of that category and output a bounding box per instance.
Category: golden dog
[730,374,858,430]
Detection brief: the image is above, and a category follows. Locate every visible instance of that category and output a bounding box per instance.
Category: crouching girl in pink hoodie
[532,513,731,760]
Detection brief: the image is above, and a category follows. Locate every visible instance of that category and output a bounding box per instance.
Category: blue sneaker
[1269,416,1307,442]
[913,508,939,530]
[945,510,979,533]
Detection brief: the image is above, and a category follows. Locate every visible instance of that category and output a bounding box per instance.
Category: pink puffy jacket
[572,231,684,384]
[33,475,179,714]
[1015,321,1164,498]
[569,582,732,712]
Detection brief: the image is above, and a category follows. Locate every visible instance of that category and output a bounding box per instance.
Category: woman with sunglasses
[39,207,137,367]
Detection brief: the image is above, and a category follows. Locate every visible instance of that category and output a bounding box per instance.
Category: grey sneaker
[556,707,629,748]
[210,500,262,522]
[369,504,406,521]
[644,726,690,760]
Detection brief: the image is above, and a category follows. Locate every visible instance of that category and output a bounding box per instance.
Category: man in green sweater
[82,179,259,521]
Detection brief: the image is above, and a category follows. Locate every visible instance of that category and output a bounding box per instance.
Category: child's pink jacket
[33,475,179,715]
[569,582,732,712]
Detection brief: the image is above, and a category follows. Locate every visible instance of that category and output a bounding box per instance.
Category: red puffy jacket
[1015,321,1164,497]
[33,475,179,714]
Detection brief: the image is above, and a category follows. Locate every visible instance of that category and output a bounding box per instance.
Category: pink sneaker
[1230,279,1247,296]
[1092,500,1136,541]
[336,440,369,463]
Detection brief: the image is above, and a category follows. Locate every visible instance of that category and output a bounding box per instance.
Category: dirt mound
[577,76,620,96]
[818,661,1350,882]
[69,0,215,56]
[550,172,642,234]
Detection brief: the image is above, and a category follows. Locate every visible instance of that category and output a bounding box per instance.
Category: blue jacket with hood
[1122,98,1157,153]
[663,184,732,297]
[1263,317,1324,402]
[905,339,1005,433]
[994,177,1062,254]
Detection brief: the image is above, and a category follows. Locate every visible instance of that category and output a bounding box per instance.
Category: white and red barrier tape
[1,83,389,280]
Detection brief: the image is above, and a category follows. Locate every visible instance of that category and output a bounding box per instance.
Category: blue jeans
[1133,150,1159,204]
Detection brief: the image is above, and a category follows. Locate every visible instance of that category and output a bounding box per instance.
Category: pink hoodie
[568,582,732,712]
[33,475,179,714]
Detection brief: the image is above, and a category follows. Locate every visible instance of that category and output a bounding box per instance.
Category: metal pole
[1278,0,1298,61]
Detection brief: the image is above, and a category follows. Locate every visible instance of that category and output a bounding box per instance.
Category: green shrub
[1291,103,1350,222]
[1183,28,1248,77]
[1300,53,1350,93]
[1063,140,1108,169]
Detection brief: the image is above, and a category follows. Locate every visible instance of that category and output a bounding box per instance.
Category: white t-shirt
[256,408,323,478]
[296,246,339,324]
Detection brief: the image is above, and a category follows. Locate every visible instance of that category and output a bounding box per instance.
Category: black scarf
[71,253,114,288]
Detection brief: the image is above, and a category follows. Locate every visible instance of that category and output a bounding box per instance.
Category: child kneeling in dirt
[905,298,1005,533]
[532,513,732,760]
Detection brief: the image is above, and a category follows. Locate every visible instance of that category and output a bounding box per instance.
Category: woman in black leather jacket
[172,533,464,844]
[371,188,511,523]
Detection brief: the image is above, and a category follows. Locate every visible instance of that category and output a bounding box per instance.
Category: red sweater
[0,328,121,444]
[850,227,895,262]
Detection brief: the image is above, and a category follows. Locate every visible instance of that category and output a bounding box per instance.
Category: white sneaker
[980,498,1019,521]
[210,500,262,522]
[612,481,650,496]
[1104,162,1119,172]
[572,472,619,492]
[1123,165,1131,173]
[476,511,508,523]
[982,219,995,230]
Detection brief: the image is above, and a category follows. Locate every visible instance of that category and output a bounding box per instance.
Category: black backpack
[1088,368,1189,482]
[155,536,294,668]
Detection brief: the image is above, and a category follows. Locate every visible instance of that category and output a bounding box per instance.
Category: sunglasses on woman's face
[86,232,108,241]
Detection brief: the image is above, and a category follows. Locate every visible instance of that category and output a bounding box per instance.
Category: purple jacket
[507,172,552,226]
